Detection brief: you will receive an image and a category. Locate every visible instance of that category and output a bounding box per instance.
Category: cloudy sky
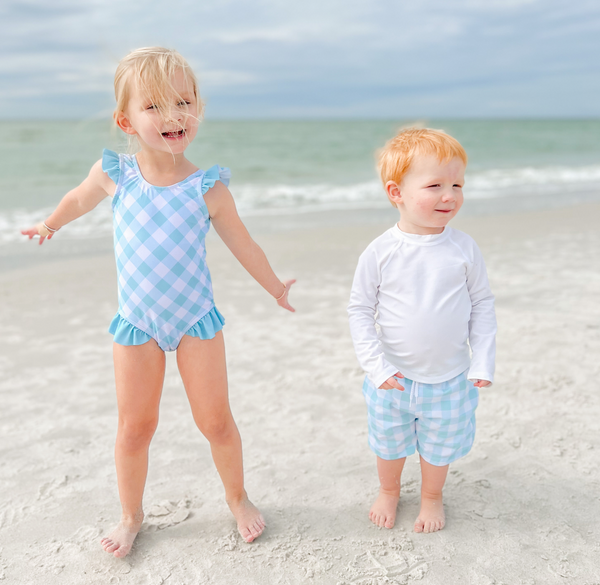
[3,0,600,119]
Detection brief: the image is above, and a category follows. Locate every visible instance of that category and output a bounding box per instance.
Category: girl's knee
[117,417,159,451]
[197,415,236,444]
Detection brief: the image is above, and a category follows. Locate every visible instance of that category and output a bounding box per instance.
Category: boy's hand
[474,379,491,388]
[379,372,405,391]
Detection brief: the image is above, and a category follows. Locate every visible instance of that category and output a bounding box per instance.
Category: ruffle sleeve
[102,149,121,184]
[201,165,231,196]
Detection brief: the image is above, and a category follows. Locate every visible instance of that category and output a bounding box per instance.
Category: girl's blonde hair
[377,128,468,205]
[113,47,204,139]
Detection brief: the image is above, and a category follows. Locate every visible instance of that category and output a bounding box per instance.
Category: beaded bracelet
[43,222,60,233]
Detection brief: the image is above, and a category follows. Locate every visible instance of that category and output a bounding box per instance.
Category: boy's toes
[384,516,394,529]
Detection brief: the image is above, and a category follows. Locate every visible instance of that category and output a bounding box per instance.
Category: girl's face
[117,69,199,155]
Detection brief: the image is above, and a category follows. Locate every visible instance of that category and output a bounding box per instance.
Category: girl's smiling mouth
[162,130,185,139]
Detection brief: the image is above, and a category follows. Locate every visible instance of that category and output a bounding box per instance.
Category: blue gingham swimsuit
[102,149,228,351]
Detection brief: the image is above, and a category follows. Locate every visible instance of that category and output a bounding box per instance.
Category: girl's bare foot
[414,495,445,533]
[101,513,144,558]
[227,496,265,543]
[369,490,399,529]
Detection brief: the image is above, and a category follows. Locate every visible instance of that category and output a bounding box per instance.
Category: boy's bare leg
[370,456,406,528]
[177,332,265,543]
[414,456,448,533]
[102,340,166,557]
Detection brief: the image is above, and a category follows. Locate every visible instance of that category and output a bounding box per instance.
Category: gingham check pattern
[107,151,229,351]
[362,371,479,465]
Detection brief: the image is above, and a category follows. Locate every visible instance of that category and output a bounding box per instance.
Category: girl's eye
[146,104,157,110]
[427,184,440,188]
[178,101,191,107]
[453,184,463,188]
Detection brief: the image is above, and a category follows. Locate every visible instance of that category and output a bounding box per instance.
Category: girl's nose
[166,106,184,123]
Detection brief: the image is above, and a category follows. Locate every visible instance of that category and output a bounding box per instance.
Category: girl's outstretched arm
[204,181,295,312]
[21,160,115,245]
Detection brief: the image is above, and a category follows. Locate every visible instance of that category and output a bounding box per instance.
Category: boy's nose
[441,189,455,202]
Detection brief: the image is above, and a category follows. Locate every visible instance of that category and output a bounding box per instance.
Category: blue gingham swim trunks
[362,370,479,466]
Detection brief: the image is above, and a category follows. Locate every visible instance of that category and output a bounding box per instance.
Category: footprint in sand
[339,535,427,585]
[145,500,191,531]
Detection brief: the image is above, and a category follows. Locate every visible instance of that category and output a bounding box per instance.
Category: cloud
[2,0,599,118]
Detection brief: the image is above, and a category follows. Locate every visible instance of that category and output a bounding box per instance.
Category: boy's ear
[114,111,137,135]
[385,181,402,207]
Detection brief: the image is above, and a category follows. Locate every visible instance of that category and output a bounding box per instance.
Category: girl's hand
[276,279,296,312]
[474,379,491,388]
[21,223,55,246]
[379,372,405,391]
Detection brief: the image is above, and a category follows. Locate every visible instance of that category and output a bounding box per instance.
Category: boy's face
[387,154,465,235]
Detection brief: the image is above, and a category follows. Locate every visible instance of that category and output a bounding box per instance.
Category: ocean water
[1,119,599,246]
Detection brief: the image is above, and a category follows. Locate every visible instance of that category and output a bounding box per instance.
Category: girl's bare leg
[370,456,406,528]
[101,340,166,557]
[176,331,264,543]
[414,456,448,533]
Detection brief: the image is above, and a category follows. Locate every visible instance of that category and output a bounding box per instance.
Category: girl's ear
[385,181,402,207]
[114,111,136,135]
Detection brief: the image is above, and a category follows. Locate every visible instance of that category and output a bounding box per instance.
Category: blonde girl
[22,47,294,557]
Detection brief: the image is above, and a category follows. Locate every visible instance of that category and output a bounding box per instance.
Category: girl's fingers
[276,278,296,312]
[277,298,295,312]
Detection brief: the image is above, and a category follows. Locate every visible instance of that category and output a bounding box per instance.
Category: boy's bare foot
[101,514,144,558]
[227,496,265,542]
[369,491,399,529]
[414,495,445,533]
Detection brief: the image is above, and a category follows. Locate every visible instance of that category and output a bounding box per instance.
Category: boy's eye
[427,184,440,188]
[453,184,463,188]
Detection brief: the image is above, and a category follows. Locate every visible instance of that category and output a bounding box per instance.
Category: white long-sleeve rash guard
[348,225,497,388]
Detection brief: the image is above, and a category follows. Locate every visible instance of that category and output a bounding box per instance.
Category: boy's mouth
[162,130,185,139]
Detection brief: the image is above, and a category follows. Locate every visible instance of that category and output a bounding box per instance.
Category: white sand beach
[1,202,599,584]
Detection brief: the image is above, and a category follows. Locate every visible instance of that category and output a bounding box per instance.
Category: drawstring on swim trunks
[410,379,420,407]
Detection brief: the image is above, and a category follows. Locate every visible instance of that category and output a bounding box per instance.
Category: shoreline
[3,194,599,275]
